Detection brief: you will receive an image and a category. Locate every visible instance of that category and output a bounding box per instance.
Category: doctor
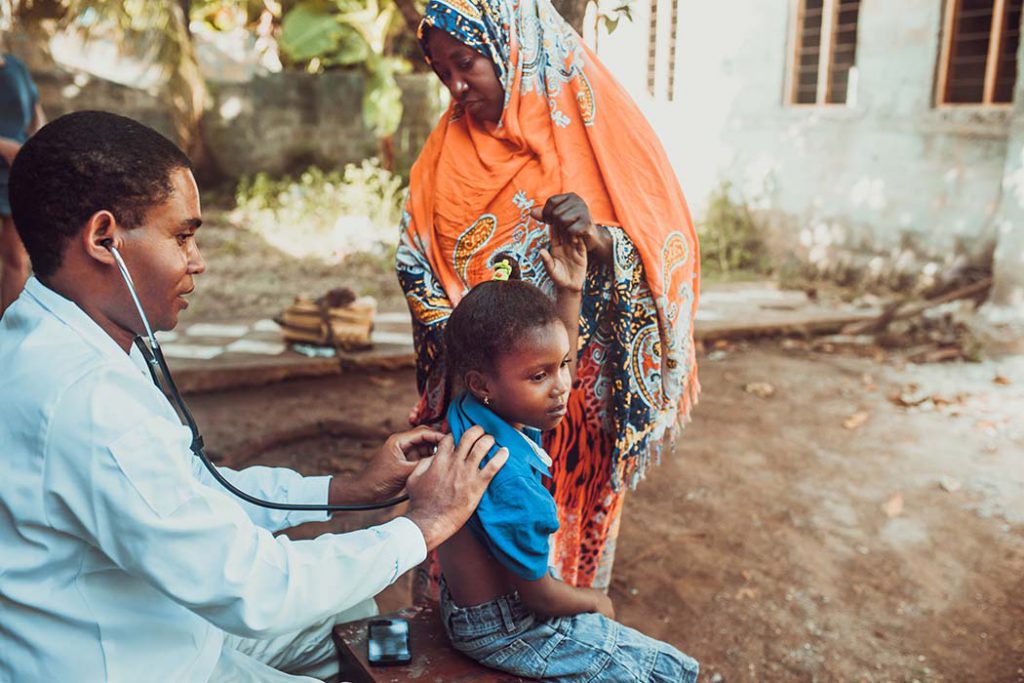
[0,111,508,682]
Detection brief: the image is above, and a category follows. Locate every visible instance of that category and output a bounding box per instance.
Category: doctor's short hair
[9,110,191,278]
[443,258,562,385]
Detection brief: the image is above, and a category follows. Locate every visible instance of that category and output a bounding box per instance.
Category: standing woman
[0,45,44,316]
[398,0,699,595]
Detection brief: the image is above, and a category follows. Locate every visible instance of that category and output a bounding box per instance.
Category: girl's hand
[530,193,612,265]
[534,194,588,292]
[540,230,587,293]
[587,588,616,619]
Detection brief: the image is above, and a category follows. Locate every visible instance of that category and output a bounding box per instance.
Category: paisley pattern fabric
[398,0,699,588]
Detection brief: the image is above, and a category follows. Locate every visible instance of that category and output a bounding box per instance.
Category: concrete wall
[595,0,1014,290]
[19,40,442,181]
[33,68,179,143]
[979,23,1024,350]
[203,71,443,179]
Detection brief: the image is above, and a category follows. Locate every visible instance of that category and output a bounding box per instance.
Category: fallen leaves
[744,382,776,399]
[735,587,759,600]
[887,384,970,414]
[938,476,962,493]
[881,493,904,518]
[843,411,870,430]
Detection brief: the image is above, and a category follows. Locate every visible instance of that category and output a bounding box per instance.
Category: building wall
[20,42,442,181]
[595,0,1014,288]
[202,71,442,179]
[980,24,1024,348]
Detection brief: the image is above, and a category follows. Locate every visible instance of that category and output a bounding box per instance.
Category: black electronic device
[366,618,412,666]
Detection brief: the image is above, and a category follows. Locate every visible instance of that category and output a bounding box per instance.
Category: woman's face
[425,28,504,124]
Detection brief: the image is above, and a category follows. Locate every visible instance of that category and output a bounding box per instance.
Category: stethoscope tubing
[108,243,409,512]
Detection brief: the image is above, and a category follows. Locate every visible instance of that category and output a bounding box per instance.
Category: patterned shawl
[404,0,700,485]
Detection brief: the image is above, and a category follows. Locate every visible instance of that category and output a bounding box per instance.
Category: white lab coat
[0,278,425,682]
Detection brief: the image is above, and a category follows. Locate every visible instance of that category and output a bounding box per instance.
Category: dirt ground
[186,341,1024,683]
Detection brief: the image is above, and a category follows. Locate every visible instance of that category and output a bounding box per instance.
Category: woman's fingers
[532,195,595,255]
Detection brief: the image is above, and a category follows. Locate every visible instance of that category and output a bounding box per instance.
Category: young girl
[439,233,700,682]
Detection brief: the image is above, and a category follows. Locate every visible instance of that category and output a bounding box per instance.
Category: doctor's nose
[188,241,206,275]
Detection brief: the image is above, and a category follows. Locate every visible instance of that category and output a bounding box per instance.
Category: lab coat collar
[23,277,150,374]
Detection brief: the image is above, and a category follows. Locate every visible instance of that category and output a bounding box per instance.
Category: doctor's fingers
[405,455,435,489]
[451,425,490,461]
[478,447,508,483]
[391,426,446,460]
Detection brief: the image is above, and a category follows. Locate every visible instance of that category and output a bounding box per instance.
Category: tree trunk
[552,0,588,34]
[392,0,424,35]
[165,0,222,182]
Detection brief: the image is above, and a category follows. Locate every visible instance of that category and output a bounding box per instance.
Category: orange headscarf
[405,0,699,480]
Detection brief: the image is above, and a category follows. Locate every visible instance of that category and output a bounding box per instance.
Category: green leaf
[363,68,404,137]
[280,1,345,62]
[326,24,371,65]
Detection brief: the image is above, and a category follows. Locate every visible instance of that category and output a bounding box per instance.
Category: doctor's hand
[404,426,508,551]
[329,426,446,506]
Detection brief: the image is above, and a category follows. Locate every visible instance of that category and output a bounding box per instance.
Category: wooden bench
[332,602,537,683]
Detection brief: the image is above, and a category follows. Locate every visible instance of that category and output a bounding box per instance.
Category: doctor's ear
[82,210,122,264]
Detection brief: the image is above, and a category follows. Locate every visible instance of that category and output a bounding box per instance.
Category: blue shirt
[0,54,39,214]
[447,393,560,581]
[0,54,38,154]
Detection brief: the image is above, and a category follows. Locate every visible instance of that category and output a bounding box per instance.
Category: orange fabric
[543,384,626,588]
[405,0,701,595]
[408,0,700,437]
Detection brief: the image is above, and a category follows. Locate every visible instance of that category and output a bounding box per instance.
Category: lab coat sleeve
[42,368,427,639]
[190,458,332,532]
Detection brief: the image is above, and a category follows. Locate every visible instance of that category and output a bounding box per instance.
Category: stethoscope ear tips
[100,238,114,250]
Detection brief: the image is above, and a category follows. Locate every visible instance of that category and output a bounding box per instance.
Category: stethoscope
[104,240,409,512]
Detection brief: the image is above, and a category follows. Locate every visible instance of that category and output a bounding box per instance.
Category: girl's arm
[551,266,584,379]
[537,196,588,379]
[511,573,615,619]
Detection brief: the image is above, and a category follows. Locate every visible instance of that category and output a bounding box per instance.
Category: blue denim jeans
[439,581,699,682]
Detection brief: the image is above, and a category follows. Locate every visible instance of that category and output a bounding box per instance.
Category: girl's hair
[444,259,560,386]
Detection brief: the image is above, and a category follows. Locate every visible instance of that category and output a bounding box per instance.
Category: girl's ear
[465,370,492,403]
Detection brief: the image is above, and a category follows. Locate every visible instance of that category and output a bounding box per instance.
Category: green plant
[277,0,411,164]
[597,1,633,34]
[233,158,406,263]
[698,182,771,276]
[16,0,207,161]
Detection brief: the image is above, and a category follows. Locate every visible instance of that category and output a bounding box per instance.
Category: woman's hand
[531,193,613,265]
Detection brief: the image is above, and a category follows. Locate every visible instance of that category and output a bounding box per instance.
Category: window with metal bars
[789,0,861,105]
[937,0,1022,105]
[646,0,658,96]
[644,0,680,100]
